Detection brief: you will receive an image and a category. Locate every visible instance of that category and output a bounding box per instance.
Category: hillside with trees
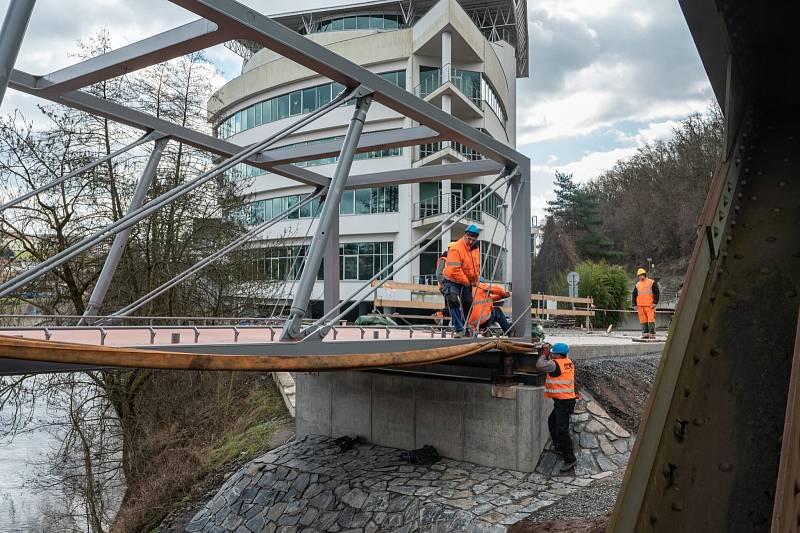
[534,107,724,303]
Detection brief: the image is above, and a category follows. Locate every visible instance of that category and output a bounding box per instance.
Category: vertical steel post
[0,0,35,108]
[282,92,372,340]
[323,210,340,314]
[82,137,168,320]
[510,165,531,340]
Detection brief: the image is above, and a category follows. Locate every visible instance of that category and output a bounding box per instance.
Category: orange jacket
[442,238,480,286]
[635,278,655,307]
[544,357,577,400]
[468,282,509,329]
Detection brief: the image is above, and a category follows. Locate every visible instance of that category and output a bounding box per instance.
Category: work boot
[560,457,577,471]
[453,329,466,338]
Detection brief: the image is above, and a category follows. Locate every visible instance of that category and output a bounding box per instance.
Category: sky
[0,0,714,221]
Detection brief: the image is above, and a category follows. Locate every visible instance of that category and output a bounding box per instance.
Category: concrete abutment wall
[296,372,550,472]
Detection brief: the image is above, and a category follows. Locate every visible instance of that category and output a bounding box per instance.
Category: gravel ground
[577,354,660,432]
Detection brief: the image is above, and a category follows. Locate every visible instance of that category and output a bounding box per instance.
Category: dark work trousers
[548,398,576,462]
[441,279,473,332]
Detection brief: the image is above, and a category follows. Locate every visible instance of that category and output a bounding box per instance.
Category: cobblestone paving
[187,393,630,532]
[535,391,634,478]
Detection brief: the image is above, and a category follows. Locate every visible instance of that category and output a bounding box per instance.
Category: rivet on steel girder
[692,418,705,426]
[710,348,721,357]
[778,181,786,186]
[772,207,781,213]
[718,462,733,472]
[766,236,777,242]
[683,386,691,397]
[702,322,710,332]
[760,267,770,275]
[649,514,658,525]
[734,253,744,259]
[723,290,735,298]
[751,196,758,201]
[672,501,684,512]
[693,353,701,364]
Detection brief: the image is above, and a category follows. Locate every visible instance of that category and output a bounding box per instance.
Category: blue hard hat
[479,276,486,283]
[551,342,570,355]
[465,224,481,235]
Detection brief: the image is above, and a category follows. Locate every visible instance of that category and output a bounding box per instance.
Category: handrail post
[281,89,373,340]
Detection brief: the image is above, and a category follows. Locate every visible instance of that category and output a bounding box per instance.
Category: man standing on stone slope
[536,342,578,471]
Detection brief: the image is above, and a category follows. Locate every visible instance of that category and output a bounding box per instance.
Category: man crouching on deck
[536,342,578,471]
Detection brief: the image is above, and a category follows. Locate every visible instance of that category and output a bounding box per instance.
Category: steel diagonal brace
[281,87,374,341]
[169,0,529,169]
[7,69,330,189]
[0,85,356,300]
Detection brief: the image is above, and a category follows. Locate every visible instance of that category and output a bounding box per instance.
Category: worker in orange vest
[467,279,511,334]
[441,225,481,337]
[632,267,660,338]
[537,342,578,471]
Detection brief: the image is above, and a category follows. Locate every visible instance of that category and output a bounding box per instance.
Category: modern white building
[208,0,528,317]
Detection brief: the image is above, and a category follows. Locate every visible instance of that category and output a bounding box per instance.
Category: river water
[0,404,62,532]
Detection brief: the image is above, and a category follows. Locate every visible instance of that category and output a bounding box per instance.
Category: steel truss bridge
[0,0,798,532]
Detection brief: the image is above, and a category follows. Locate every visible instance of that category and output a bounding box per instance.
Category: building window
[340,241,393,280]
[241,241,393,281]
[338,187,399,215]
[240,186,398,225]
[306,14,407,34]
[214,70,407,139]
[479,241,507,281]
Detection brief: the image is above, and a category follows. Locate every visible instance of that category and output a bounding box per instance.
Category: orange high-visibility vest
[544,357,577,400]
[468,283,509,329]
[442,238,480,286]
[636,278,655,307]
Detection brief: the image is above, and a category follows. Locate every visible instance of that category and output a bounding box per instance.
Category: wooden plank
[531,293,594,304]
[374,299,593,317]
[370,280,442,294]
[532,308,595,317]
[374,299,444,310]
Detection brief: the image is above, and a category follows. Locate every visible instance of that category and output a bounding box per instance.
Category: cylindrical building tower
[208,0,528,317]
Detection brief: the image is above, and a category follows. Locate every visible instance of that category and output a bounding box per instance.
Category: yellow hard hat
[636,268,647,276]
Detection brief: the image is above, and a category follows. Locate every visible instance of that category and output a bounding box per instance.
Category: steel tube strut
[108,189,323,319]
[82,137,169,321]
[0,86,355,299]
[0,0,35,108]
[509,165,532,340]
[281,90,373,340]
[0,131,161,213]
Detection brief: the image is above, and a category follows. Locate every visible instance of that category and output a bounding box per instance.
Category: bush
[574,261,628,328]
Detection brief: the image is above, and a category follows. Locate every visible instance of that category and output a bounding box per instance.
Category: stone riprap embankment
[184,391,631,532]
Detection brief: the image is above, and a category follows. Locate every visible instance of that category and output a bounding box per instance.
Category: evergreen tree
[545,171,620,261]
[532,216,579,293]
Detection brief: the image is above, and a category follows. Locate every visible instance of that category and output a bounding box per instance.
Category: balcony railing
[418,141,483,161]
[413,193,482,223]
[414,64,482,107]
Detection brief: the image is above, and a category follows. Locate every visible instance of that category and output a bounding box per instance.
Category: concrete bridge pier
[295,370,550,472]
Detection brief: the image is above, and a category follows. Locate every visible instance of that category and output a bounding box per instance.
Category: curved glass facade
[215,70,406,139]
[300,14,408,34]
